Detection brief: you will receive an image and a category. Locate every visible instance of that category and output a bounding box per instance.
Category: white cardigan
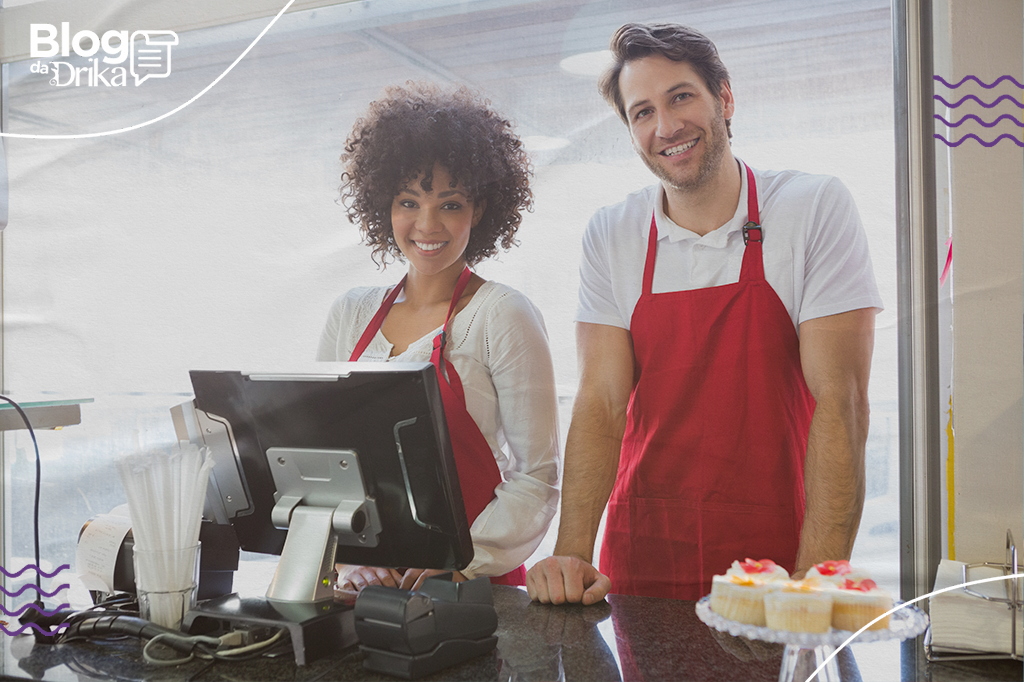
[316,279,560,578]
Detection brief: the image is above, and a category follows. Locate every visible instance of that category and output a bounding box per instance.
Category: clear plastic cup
[132,543,200,630]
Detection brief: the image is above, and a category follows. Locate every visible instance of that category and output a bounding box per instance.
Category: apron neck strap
[348,266,472,362]
[349,274,407,361]
[443,267,473,333]
[432,267,473,399]
[744,162,760,226]
[643,163,762,294]
[739,163,765,281]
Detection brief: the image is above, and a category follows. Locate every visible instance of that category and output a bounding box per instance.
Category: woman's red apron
[599,164,815,600]
[349,267,526,586]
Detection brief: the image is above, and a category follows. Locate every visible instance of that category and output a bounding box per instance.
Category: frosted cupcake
[710,574,769,626]
[831,578,893,632]
[763,579,833,633]
[806,560,872,586]
[806,560,853,584]
[710,559,790,626]
[725,558,790,583]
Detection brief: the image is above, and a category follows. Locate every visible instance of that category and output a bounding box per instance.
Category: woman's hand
[334,565,467,601]
[335,564,404,592]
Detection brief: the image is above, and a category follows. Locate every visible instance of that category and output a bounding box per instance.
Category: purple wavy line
[934,74,1024,89]
[935,113,1024,128]
[0,583,69,599]
[934,133,1024,148]
[934,94,1024,109]
[1,622,69,637]
[0,563,70,580]
[1,602,70,618]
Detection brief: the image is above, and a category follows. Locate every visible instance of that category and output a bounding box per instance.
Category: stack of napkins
[929,559,1023,655]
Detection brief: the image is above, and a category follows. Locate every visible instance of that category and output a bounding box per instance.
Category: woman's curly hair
[340,82,533,267]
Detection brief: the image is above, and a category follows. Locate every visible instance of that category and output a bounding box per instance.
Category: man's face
[619,55,734,193]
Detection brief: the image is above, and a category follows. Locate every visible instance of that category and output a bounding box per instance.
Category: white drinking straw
[117,442,213,627]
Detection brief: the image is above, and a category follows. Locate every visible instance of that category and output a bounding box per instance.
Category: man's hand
[528,323,632,607]
[526,556,611,605]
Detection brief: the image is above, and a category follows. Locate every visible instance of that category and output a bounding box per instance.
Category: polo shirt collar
[653,158,750,247]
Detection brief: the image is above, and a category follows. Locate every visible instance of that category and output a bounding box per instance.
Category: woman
[317,82,560,593]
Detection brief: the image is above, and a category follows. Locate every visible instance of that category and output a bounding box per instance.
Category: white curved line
[804,572,1024,682]
[1,0,296,140]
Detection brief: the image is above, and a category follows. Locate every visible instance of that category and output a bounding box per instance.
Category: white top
[316,280,561,579]
[577,163,883,331]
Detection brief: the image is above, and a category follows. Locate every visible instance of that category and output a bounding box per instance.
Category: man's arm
[793,307,876,576]
[526,321,634,604]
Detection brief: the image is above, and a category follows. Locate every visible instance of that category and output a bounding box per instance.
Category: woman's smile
[413,240,448,252]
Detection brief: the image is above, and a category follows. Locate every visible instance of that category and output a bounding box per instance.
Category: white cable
[142,634,195,666]
[142,630,221,665]
[215,628,287,657]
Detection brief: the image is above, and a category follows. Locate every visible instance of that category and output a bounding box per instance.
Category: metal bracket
[925,529,1022,662]
[267,447,382,548]
[742,221,763,244]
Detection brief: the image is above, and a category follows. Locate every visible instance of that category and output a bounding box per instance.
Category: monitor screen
[182,362,474,602]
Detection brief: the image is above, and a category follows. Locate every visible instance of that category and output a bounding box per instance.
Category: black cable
[187,658,217,682]
[0,395,42,594]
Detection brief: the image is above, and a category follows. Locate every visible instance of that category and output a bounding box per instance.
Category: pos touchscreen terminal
[175,362,475,665]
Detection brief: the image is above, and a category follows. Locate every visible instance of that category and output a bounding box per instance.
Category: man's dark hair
[599,23,732,136]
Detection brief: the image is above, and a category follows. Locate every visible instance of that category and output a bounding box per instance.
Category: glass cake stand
[695,596,929,682]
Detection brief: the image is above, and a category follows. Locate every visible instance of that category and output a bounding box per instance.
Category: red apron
[349,267,526,586]
[599,164,815,600]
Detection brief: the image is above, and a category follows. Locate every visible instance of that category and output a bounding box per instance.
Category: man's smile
[661,138,698,156]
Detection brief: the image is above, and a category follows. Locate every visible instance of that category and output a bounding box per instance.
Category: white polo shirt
[577,162,883,332]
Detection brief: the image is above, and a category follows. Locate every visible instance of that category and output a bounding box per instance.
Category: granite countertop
[3,586,1021,681]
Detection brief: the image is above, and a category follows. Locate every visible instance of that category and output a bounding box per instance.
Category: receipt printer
[354,574,498,679]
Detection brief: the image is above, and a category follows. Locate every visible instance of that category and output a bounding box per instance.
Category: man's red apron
[599,164,815,600]
[349,267,526,586]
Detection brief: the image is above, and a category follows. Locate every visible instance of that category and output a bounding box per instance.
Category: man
[526,23,881,604]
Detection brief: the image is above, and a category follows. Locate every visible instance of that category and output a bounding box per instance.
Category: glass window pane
[3,0,897,608]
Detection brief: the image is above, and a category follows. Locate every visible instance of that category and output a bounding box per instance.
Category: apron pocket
[602,497,800,601]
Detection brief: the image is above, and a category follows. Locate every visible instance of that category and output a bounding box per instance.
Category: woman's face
[390,163,485,278]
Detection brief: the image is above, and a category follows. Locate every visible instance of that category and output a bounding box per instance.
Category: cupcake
[710,574,770,626]
[806,560,872,586]
[710,558,790,626]
[831,578,893,632]
[763,579,833,633]
[806,560,853,584]
[726,558,790,583]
